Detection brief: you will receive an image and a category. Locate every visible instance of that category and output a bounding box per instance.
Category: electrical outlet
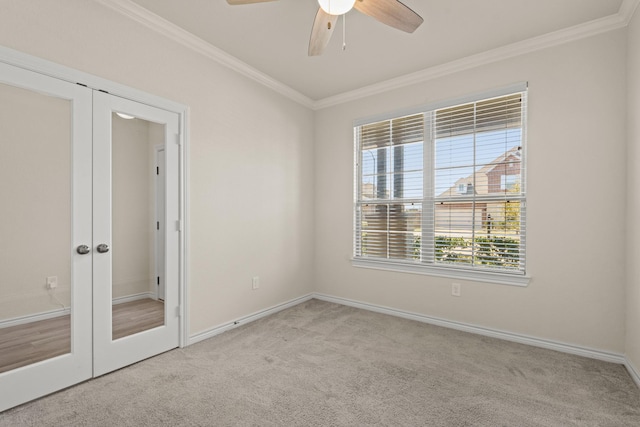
[451,282,461,297]
[46,276,58,290]
[252,276,260,290]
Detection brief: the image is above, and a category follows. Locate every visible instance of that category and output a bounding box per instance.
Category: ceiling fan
[226,0,424,56]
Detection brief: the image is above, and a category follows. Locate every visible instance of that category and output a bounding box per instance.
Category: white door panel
[0,62,93,412]
[92,92,180,377]
[0,63,183,410]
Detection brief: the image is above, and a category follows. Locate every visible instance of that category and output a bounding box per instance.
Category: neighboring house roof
[437,146,521,198]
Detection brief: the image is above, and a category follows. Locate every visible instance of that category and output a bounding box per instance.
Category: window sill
[351,258,531,287]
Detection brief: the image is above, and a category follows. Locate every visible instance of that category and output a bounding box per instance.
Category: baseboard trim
[0,292,155,328]
[0,307,71,329]
[625,359,640,389]
[112,292,155,305]
[182,290,637,390]
[187,294,314,346]
[312,293,626,365]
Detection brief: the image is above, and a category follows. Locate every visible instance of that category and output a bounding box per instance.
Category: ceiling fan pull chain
[342,14,346,51]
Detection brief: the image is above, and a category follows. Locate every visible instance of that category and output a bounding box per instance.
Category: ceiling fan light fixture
[317,0,356,16]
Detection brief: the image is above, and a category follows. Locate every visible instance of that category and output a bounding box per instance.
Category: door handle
[76,245,91,255]
[97,244,110,253]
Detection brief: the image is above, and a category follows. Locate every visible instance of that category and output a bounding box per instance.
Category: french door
[92,91,180,377]
[0,62,181,411]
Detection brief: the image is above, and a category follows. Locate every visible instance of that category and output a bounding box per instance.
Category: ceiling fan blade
[226,0,277,5]
[354,0,423,33]
[309,8,338,56]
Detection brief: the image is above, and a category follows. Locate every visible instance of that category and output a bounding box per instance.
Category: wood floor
[0,298,164,374]
[0,314,70,374]
[112,298,164,340]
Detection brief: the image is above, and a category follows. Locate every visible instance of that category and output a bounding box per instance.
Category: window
[354,89,527,284]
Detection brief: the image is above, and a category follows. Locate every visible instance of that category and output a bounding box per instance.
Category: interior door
[0,62,93,411]
[92,92,180,377]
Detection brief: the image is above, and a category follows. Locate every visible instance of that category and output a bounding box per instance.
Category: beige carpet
[2,299,639,426]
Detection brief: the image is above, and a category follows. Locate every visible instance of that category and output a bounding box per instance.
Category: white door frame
[0,45,190,410]
[1,46,190,349]
[2,45,190,351]
[155,145,166,301]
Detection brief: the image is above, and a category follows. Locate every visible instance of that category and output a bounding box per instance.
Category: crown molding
[95,0,315,109]
[620,0,640,24]
[314,3,636,109]
[97,0,638,111]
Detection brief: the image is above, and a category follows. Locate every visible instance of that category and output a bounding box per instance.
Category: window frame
[352,84,530,287]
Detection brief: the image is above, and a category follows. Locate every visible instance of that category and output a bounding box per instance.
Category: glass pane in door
[0,82,72,372]
[111,112,165,340]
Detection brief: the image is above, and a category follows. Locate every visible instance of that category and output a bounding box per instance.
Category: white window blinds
[356,114,425,260]
[354,89,527,277]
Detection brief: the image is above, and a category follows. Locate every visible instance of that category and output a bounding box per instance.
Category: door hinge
[175,306,180,318]
[176,220,182,232]
[156,166,159,175]
[157,221,160,230]
[157,276,160,286]
[174,133,181,146]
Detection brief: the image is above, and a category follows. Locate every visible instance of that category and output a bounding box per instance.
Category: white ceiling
[127,0,625,101]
